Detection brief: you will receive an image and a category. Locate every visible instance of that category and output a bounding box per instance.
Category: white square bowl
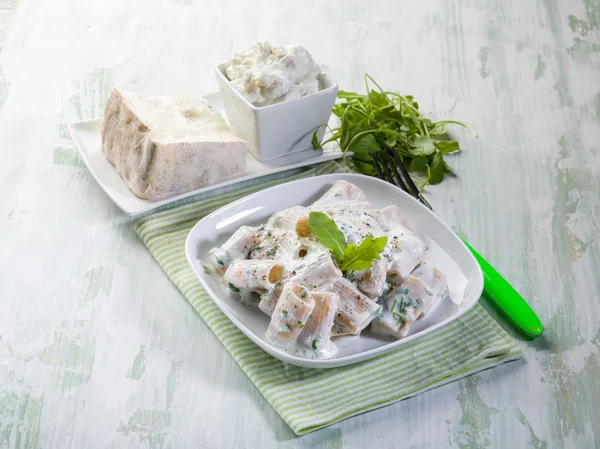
[215,63,338,162]
[185,173,484,368]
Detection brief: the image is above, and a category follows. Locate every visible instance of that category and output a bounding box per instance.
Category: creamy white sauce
[225,42,321,107]
[208,185,450,360]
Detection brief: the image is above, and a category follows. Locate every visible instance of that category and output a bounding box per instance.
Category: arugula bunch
[312,74,476,189]
[308,212,387,272]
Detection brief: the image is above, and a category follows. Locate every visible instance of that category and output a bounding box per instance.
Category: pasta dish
[207,180,449,359]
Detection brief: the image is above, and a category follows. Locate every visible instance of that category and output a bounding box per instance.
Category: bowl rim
[215,62,339,112]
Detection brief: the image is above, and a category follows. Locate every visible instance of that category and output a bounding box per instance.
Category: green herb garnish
[341,235,388,272]
[307,212,346,264]
[312,335,321,350]
[392,311,405,324]
[297,320,304,328]
[247,246,262,256]
[312,74,476,190]
[228,282,240,293]
[308,212,387,272]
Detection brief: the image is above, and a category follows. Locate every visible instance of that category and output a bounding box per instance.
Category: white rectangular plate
[67,92,343,216]
[185,174,484,368]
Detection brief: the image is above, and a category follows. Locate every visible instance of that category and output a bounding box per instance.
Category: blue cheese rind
[102,89,247,200]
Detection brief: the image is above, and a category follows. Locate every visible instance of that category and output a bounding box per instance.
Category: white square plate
[67,92,343,216]
[185,173,484,368]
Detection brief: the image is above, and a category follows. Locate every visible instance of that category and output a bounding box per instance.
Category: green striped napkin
[135,161,522,435]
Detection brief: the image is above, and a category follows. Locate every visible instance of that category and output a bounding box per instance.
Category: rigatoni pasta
[298,292,339,359]
[329,278,380,334]
[266,282,315,349]
[371,275,431,338]
[209,225,259,272]
[411,260,449,318]
[310,180,366,207]
[289,252,343,291]
[207,180,450,360]
[386,225,425,283]
[224,259,283,292]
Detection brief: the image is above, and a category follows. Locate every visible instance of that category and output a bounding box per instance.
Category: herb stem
[365,73,385,92]
[346,129,379,153]
[434,119,478,137]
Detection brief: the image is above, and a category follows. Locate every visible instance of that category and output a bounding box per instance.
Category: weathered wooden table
[1,0,599,447]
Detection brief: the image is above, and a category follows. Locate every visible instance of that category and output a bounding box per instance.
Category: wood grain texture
[0,0,599,447]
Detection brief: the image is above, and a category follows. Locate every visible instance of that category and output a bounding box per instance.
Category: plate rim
[184,173,484,368]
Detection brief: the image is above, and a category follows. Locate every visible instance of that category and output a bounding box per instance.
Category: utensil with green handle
[371,147,544,338]
[459,237,544,337]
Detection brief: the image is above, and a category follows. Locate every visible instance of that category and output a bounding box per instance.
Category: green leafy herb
[215,257,224,266]
[311,124,328,150]
[341,235,389,271]
[307,212,346,264]
[297,320,305,328]
[392,311,405,324]
[308,211,387,272]
[248,246,262,256]
[228,282,240,293]
[312,74,476,192]
[434,140,460,154]
[312,335,321,350]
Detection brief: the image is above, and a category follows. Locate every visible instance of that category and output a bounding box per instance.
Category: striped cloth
[135,161,523,435]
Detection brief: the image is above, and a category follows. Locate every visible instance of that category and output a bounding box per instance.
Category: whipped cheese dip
[225,42,322,107]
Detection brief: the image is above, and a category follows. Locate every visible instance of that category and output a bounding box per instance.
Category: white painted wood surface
[0,0,599,447]
[0,0,18,50]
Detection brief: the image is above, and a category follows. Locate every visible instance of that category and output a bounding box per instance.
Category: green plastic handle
[459,236,544,338]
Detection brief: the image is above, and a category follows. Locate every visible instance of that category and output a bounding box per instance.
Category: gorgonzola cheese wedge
[102,89,247,200]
